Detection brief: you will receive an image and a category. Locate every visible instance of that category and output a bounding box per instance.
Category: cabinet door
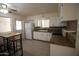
[33,32,38,39]
[47,33,52,41]
[50,44,77,56]
[38,32,47,41]
[38,32,42,40]
[41,32,52,41]
[42,33,48,41]
[60,4,76,21]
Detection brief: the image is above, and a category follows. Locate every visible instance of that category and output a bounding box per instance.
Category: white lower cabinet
[50,44,77,56]
[33,31,52,41]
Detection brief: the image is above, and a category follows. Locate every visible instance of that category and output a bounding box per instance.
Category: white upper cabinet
[59,4,77,21]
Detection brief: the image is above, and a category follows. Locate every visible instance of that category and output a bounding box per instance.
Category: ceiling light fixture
[0,3,8,14]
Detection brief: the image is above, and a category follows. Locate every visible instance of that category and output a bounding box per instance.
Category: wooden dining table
[0,32,23,56]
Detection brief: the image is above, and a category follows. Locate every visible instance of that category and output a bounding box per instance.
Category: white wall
[0,17,11,32]
[0,13,25,39]
[26,12,58,20]
[50,44,77,56]
[76,5,79,55]
[0,12,24,20]
[26,12,64,27]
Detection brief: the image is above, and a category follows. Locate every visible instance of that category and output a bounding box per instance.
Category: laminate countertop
[50,35,75,48]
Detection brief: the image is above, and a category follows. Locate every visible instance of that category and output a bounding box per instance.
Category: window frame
[38,19,50,28]
[16,20,22,30]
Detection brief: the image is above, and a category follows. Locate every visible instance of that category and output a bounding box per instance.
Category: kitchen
[0,3,79,56]
[31,15,77,48]
[24,3,78,56]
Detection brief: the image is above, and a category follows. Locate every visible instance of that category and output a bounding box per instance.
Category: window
[38,20,42,27]
[42,20,49,28]
[0,17,11,32]
[16,20,22,30]
[38,20,49,28]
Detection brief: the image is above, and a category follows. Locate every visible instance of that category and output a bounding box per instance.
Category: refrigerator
[25,23,34,39]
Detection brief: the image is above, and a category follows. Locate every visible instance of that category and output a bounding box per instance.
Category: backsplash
[66,20,77,31]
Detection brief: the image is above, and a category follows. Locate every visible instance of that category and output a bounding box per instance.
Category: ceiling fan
[0,3,17,14]
[8,8,17,13]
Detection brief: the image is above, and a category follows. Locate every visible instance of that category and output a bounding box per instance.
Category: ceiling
[8,3,58,16]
